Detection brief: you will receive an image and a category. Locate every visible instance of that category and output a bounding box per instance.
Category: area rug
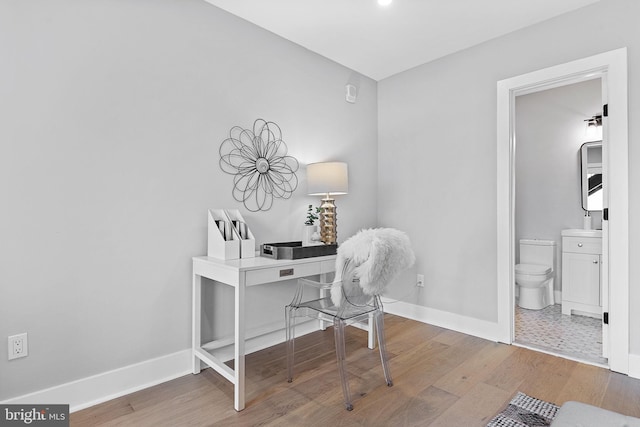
[486,392,559,427]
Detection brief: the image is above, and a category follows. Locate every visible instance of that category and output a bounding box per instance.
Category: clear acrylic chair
[285,260,393,411]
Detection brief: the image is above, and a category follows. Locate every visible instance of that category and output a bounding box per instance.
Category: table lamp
[307,162,348,245]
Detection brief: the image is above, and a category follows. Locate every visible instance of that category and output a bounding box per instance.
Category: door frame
[496,48,629,373]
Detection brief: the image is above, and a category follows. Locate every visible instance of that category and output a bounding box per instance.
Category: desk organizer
[260,241,337,260]
[224,209,256,259]
[207,209,240,260]
[207,209,256,260]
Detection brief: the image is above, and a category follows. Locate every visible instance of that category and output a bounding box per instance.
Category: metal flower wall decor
[219,119,299,212]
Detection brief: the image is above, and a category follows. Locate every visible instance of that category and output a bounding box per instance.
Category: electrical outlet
[416,274,425,287]
[8,333,28,360]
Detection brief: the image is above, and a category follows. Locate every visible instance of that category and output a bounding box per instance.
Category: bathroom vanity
[561,229,602,318]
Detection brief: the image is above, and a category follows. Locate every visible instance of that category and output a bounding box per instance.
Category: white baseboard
[1,350,193,413]
[628,353,640,379]
[554,290,562,303]
[382,298,502,342]
[1,321,320,413]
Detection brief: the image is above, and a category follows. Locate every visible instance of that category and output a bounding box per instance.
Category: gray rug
[487,392,559,427]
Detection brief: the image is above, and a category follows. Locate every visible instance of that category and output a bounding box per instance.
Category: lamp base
[319,197,337,245]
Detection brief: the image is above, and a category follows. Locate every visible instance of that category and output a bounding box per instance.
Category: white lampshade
[307,162,349,196]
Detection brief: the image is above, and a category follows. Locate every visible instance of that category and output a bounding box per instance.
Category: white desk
[192,254,337,411]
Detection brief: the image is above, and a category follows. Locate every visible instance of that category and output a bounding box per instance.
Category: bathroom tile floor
[514,303,607,366]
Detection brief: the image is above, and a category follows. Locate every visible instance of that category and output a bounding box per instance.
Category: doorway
[513,78,606,366]
[496,48,629,373]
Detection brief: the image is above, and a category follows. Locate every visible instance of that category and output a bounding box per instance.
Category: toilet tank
[519,239,556,269]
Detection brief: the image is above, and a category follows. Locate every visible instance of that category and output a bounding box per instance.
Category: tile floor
[514,303,607,366]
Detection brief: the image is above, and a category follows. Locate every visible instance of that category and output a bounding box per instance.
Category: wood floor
[71,315,640,426]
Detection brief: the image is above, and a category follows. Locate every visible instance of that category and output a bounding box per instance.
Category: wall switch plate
[417,274,425,287]
[8,333,28,360]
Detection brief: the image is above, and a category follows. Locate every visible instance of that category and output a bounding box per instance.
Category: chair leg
[374,311,393,387]
[333,318,353,411]
[285,306,295,383]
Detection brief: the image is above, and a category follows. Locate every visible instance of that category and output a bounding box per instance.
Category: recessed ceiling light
[378,0,392,6]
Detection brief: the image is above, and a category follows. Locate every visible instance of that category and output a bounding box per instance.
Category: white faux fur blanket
[331,228,416,306]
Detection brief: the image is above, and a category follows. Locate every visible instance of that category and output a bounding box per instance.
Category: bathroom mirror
[581,141,602,211]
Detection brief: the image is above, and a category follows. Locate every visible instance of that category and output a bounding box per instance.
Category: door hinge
[603,104,608,117]
[603,208,609,221]
[604,312,609,325]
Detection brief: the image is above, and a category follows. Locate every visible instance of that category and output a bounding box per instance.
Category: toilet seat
[515,263,552,276]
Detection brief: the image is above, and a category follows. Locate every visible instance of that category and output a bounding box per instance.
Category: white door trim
[496,48,629,373]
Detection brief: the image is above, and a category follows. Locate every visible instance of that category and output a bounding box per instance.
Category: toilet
[515,239,556,310]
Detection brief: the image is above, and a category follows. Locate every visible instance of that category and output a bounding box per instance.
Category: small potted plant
[302,205,322,246]
[305,204,321,226]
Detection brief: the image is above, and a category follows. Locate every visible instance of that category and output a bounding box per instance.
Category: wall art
[219,119,299,212]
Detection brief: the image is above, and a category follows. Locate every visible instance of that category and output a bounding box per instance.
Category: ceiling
[204,0,600,81]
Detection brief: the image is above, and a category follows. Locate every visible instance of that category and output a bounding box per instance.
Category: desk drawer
[245,262,322,286]
[562,236,602,255]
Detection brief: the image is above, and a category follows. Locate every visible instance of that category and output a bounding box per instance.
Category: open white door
[600,76,610,359]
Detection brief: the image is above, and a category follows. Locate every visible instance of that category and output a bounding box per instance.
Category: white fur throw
[331,228,416,306]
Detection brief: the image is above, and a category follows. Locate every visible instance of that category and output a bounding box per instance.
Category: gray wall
[0,0,378,399]
[378,0,640,351]
[515,79,602,292]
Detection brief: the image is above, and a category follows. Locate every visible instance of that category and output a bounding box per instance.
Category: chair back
[337,259,374,306]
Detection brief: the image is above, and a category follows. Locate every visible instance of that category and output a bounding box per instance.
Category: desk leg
[234,279,246,411]
[192,273,202,375]
[367,313,375,350]
[319,272,329,331]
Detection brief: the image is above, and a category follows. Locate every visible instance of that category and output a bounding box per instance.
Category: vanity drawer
[562,236,602,254]
[244,261,322,286]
